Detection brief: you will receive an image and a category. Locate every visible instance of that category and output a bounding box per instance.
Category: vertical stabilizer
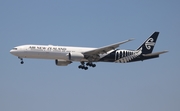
[137,32,159,54]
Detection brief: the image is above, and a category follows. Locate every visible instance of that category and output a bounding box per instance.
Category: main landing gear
[78,62,96,70]
[18,57,24,64]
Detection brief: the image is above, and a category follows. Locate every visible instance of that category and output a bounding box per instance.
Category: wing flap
[142,50,168,57]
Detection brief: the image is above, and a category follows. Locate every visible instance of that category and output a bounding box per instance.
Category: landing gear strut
[78,61,88,70]
[18,57,24,64]
[78,62,96,70]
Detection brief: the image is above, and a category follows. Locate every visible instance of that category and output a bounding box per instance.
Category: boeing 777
[10,32,168,70]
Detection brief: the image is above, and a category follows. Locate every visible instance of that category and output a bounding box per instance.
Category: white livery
[10,32,168,70]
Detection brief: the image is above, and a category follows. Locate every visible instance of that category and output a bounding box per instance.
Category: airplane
[10,32,168,70]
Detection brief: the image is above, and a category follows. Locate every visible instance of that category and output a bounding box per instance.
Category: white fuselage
[10,45,108,62]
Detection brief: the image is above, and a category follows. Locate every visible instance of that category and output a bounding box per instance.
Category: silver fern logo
[145,38,155,50]
[115,48,142,63]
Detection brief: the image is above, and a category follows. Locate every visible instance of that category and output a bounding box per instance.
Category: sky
[0,0,180,111]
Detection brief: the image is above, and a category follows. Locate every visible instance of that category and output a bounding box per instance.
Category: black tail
[137,32,159,54]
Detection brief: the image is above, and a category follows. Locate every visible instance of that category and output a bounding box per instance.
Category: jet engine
[68,52,84,61]
[55,59,72,66]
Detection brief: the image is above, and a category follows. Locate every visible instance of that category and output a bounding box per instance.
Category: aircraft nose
[10,49,17,55]
[10,49,14,54]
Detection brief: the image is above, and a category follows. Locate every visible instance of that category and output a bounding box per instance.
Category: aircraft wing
[142,50,168,57]
[83,39,134,61]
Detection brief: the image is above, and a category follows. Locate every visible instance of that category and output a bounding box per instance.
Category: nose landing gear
[18,57,24,64]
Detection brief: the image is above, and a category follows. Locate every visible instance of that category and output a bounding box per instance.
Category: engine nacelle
[55,59,71,66]
[68,52,84,61]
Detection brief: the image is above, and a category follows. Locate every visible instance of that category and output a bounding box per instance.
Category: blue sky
[1,0,180,111]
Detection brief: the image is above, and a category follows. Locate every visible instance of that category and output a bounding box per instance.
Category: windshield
[13,48,18,50]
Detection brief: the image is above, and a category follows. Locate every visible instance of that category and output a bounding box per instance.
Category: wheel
[92,64,96,67]
[84,67,88,70]
[21,61,24,64]
[78,65,82,69]
[86,63,89,66]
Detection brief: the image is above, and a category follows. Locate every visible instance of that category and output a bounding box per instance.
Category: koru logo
[145,38,155,50]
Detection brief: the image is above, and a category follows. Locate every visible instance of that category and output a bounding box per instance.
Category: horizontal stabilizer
[142,50,168,57]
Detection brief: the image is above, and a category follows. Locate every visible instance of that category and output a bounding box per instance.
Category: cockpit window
[13,48,18,50]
